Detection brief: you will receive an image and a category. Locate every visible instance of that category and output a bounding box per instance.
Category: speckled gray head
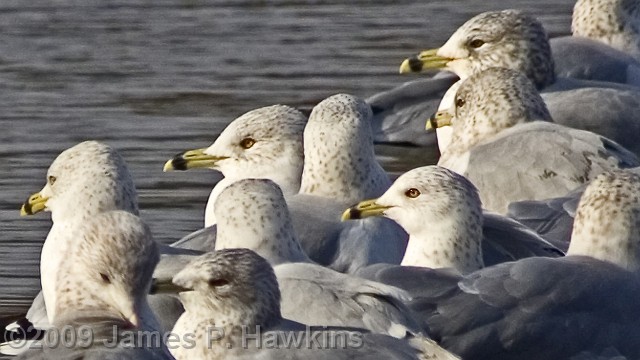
[300,93,390,202]
[437,9,555,88]
[343,166,484,273]
[444,67,552,154]
[173,248,281,327]
[54,210,159,327]
[572,0,640,56]
[568,170,640,271]
[213,178,309,265]
[21,140,138,223]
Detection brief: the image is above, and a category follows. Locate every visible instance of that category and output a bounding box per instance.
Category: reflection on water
[0,0,574,320]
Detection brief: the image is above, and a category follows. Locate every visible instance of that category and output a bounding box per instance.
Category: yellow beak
[21,192,49,216]
[163,148,229,172]
[399,48,453,74]
[426,111,454,130]
[341,199,392,221]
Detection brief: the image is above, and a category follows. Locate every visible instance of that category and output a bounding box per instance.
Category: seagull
[386,9,640,154]
[165,96,408,274]
[572,0,640,60]
[15,211,172,359]
[342,166,562,274]
[430,67,638,214]
[161,248,459,360]
[4,141,188,355]
[351,169,640,359]
[154,178,424,339]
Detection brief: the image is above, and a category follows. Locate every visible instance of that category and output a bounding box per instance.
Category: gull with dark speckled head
[412,170,640,359]
[164,97,408,274]
[432,67,638,214]
[16,211,172,360]
[3,141,186,356]
[572,0,640,59]
[345,167,640,359]
[290,93,409,273]
[400,9,640,155]
[164,248,459,360]
[368,3,640,148]
[155,178,424,339]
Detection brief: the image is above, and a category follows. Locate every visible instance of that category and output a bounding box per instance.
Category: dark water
[0,0,575,323]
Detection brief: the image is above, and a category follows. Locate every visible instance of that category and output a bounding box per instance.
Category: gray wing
[154,253,200,282]
[366,74,458,147]
[424,256,640,360]
[240,332,458,360]
[274,262,424,339]
[355,263,462,318]
[506,189,583,249]
[507,167,640,248]
[542,84,640,156]
[480,211,565,264]
[169,225,217,251]
[287,194,408,274]
[146,294,184,333]
[449,122,640,214]
[16,316,172,360]
[550,36,640,86]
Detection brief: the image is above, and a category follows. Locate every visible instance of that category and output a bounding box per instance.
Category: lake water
[0,0,575,326]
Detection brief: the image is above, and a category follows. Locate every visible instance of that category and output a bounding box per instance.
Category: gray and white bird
[352,169,640,359]
[373,9,640,153]
[155,178,424,339]
[432,67,638,214]
[342,166,562,275]
[21,141,139,324]
[165,248,459,360]
[572,0,640,60]
[4,141,186,355]
[165,97,408,274]
[16,211,172,360]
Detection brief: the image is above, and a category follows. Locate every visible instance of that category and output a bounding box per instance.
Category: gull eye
[208,278,230,287]
[404,188,421,198]
[239,138,256,149]
[100,273,111,284]
[469,39,485,48]
[48,176,57,186]
[456,97,465,108]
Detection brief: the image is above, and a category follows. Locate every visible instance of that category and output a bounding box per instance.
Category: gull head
[343,166,482,239]
[572,0,640,55]
[173,249,282,327]
[164,105,306,190]
[442,67,552,154]
[21,141,138,223]
[401,10,555,88]
[568,170,640,271]
[214,178,309,265]
[54,210,159,328]
[343,166,484,272]
[300,94,389,202]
